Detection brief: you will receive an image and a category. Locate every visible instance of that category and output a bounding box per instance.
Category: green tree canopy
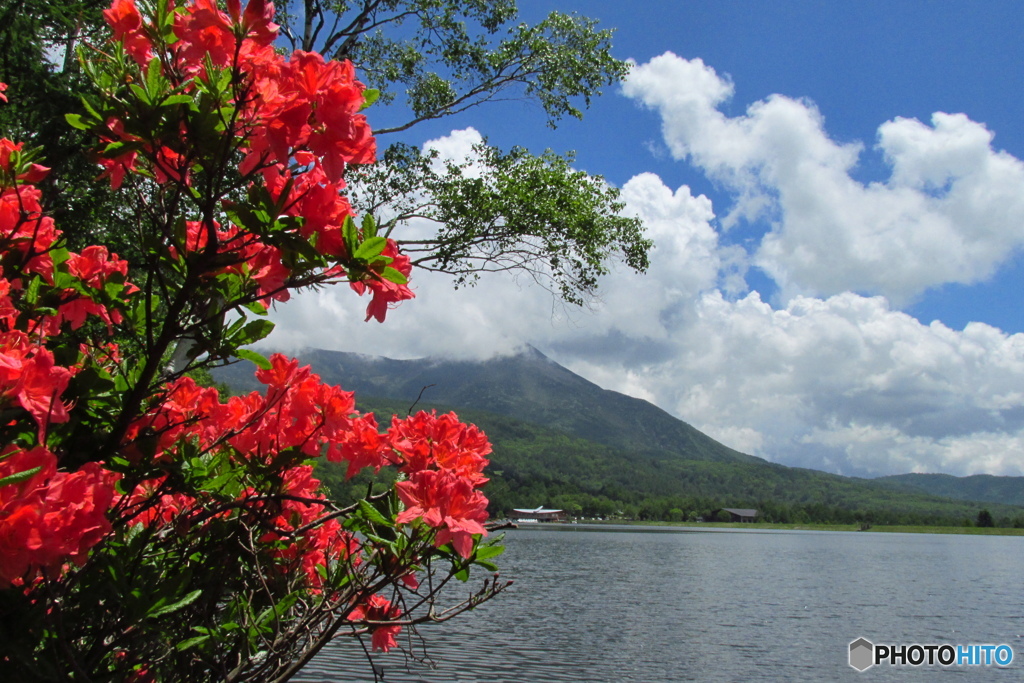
[1,0,652,306]
[277,0,626,131]
[0,0,123,250]
[275,0,652,303]
[350,141,649,304]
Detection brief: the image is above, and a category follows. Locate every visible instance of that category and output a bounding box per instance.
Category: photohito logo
[849,638,1014,671]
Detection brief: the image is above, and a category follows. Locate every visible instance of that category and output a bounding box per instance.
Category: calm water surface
[296,526,1024,682]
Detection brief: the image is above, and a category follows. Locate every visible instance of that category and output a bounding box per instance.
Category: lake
[295,525,1024,682]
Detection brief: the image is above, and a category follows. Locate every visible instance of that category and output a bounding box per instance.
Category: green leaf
[225,203,266,234]
[255,593,300,631]
[361,532,392,546]
[358,498,391,526]
[160,94,193,106]
[185,456,208,479]
[104,278,128,299]
[145,57,163,99]
[79,96,103,121]
[101,139,141,158]
[354,236,387,260]
[362,214,378,239]
[360,88,380,111]
[341,216,359,257]
[203,472,236,493]
[129,82,151,105]
[49,247,71,268]
[233,319,275,345]
[0,466,42,488]
[147,589,202,618]
[23,275,41,305]
[235,348,272,370]
[380,267,408,285]
[474,544,505,561]
[243,301,268,316]
[176,635,210,651]
[64,113,91,130]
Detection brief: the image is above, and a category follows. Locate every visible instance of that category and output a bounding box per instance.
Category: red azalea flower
[102,0,153,64]
[0,139,50,183]
[225,0,278,45]
[67,245,129,288]
[388,410,491,481]
[396,470,488,558]
[0,185,59,280]
[0,448,118,585]
[174,0,237,68]
[14,349,72,438]
[348,594,402,652]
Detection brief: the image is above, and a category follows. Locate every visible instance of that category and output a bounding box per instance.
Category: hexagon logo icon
[849,637,874,671]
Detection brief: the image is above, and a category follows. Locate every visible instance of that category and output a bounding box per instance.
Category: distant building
[512,506,566,523]
[713,508,758,523]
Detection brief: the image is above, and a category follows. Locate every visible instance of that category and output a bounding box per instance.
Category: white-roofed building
[512,506,566,522]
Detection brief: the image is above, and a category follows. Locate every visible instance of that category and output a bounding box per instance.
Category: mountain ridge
[213,347,1024,517]
[217,345,762,466]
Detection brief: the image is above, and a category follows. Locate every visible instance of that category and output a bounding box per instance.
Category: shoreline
[506,519,1024,536]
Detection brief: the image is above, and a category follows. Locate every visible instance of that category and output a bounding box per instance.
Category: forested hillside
[879,473,1024,507]
[217,350,1024,526]
[217,346,761,464]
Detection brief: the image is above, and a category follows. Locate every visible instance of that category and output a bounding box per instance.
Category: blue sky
[513,0,1024,332]
[269,1,1024,479]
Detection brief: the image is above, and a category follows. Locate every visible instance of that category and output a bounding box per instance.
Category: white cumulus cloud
[262,72,1024,479]
[623,52,1024,306]
[571,291,1024,477]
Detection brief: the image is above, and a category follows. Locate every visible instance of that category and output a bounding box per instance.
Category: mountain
[878,473,1024,507]
[217,345,762,465]
[213,347,1024,523]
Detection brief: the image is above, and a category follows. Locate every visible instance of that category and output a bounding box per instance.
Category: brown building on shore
[713,508,758,523]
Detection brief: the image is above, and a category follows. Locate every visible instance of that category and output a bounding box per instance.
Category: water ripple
[295,527,1024,682]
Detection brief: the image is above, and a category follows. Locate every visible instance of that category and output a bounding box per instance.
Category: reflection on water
[296,526,1024,682]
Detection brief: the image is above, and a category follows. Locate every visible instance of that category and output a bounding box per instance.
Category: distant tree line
[313,406,1024,528]
[313,450,1024,532]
